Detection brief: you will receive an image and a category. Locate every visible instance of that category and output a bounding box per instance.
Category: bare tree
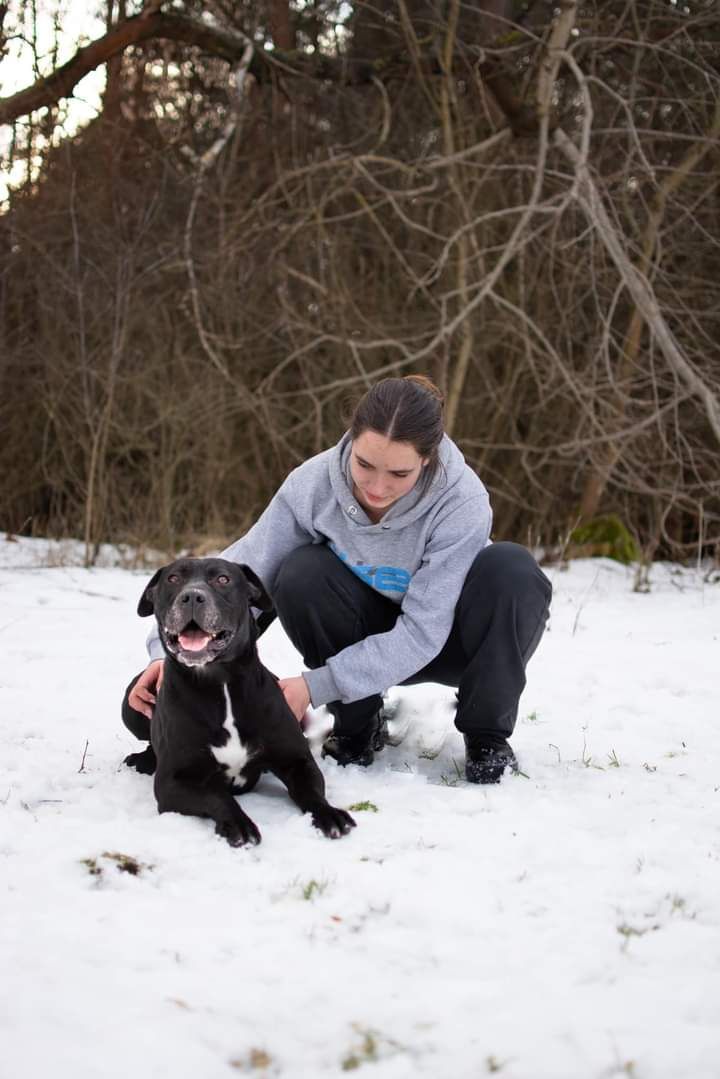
[1,1,718,563]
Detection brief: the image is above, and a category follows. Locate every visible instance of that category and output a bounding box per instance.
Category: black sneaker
[464,736,518,784]
[322,713,388,768]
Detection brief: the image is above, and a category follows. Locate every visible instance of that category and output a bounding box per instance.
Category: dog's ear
[137,568,164,617]
[238,564,273,611]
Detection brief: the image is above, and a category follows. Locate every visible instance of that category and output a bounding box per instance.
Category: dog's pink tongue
[179,629,212,652]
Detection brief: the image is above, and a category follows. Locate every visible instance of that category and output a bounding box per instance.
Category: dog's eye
[167,573,179,583]
[216,574,230,585]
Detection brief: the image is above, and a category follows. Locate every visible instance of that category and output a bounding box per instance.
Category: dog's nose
[180,589,206,605]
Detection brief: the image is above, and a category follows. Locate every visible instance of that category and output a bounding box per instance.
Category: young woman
[129,375,552,783]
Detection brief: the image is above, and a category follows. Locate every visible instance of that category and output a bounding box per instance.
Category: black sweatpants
[270,541,552,744]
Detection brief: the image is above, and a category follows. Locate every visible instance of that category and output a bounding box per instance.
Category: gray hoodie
[148,432,492,707]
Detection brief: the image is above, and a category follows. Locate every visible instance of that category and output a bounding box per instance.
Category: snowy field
[1,533,719,1079]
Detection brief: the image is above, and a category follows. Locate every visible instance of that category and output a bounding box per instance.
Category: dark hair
[349,375,445,475]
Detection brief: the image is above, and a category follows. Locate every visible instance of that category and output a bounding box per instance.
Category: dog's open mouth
[164,621,234,664]
[177,627,222,652]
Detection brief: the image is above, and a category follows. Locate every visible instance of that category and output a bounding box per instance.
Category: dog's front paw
[123,747,156,775]
[311,805,356,839]
[215,815,261,847]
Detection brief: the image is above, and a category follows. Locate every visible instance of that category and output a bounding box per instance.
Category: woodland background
[1,0,719,566]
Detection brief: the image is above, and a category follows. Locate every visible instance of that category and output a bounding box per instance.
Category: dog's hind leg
[124,745,157,774]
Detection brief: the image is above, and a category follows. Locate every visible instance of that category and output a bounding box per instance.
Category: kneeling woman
[130,375,552,783]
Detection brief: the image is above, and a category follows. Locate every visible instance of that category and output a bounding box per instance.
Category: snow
[1,533,719,1078]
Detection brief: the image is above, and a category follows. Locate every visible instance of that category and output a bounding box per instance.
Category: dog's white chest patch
[211,688,250,781]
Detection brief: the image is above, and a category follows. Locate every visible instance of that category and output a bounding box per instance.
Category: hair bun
[404,374,444,407]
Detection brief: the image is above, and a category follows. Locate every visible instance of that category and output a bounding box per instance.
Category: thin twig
[78,740,89,773]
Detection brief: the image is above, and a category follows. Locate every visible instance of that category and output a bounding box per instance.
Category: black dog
[121,557,355,846]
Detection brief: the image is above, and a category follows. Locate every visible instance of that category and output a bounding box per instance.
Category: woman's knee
[121,673,151,741]
[458,544,552,647]
[273,544,342,612]
[466,542,552,604]
[456,543,551,662]
[274,543,397,639]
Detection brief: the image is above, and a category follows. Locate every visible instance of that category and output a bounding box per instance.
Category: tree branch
[0,13,258,124]
[555,125,720,447]
[0,11,382,125]
[0,9,545,130]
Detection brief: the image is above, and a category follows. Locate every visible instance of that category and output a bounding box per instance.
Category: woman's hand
[128,660,164,719]
[278,675,311,723]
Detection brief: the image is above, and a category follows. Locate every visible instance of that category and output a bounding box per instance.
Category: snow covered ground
[1,533,719,1079]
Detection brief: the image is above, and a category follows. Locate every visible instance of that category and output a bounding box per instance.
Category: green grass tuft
[569,514,641,564]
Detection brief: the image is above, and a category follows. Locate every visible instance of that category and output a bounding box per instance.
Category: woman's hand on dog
[130,663,307,724]
[278,675,310,723]
[129,660,165,718]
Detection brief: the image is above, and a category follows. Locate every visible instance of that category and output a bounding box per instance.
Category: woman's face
[349,430,429,520]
